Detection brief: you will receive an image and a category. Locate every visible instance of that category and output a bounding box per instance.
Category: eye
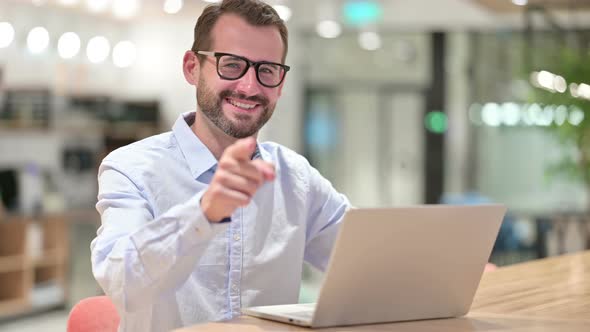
[222,62,242,69]
[259,65,279,75]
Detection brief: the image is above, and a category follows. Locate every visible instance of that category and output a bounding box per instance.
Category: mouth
[225,97,260,113]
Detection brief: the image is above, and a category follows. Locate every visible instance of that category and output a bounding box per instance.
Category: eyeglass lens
[218,55,284,87]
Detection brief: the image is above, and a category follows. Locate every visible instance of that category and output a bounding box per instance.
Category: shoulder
[260,141,312,171]
[101,131,177,171]
[259,141,327,192]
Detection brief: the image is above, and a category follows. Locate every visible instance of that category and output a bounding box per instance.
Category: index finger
[224,137,256,161]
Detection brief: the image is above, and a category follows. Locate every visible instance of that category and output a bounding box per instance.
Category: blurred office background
[1,0,590,330]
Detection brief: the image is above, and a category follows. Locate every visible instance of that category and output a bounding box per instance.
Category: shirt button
[233,234,240,241]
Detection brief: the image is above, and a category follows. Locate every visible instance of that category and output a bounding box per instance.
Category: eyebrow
[263,63,280,69]
[225,55,244,61]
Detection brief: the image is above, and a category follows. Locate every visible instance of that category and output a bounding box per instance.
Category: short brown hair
[191,0,289,63]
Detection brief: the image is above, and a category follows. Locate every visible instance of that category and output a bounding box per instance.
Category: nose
[235,66,262,95]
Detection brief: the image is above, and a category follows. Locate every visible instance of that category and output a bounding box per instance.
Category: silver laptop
[243,204,506,328]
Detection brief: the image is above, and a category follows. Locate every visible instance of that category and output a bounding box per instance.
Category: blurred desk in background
[176,251,590,332]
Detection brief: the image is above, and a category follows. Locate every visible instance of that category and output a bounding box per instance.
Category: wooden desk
[471,250,590,320]
[175,251,590,331]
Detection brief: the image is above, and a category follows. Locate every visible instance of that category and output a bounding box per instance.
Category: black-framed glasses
[195,51,290,88]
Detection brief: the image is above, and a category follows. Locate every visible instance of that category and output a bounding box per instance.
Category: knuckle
[215,170,229,184]
[218,158,232,169]
[253,174,264,186]
[249,179,260,191]
[245,188,255,198]
[210,185,224,198]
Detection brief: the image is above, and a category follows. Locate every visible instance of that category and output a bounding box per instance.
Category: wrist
[200,194,225,223]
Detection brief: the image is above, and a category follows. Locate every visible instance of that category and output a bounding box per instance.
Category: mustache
[219,90,269,106]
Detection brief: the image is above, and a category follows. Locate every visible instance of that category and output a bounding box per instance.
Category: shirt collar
[173,112,217,179]
[172,112,269,179]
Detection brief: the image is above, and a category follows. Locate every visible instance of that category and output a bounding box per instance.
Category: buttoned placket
[206,148,260,318]
[227,147,260,316]
[203,165,242,317]
[228,206,243,317]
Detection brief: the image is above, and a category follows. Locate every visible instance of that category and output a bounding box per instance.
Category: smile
[227,98,258,110]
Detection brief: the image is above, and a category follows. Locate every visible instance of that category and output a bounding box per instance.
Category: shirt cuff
[174,190,229,256]
[130,191,228,280]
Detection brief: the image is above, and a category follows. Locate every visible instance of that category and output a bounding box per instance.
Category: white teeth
[228,99,256,110]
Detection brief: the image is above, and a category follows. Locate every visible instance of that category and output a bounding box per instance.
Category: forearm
[303,165,352,271]
[91,191,226,312]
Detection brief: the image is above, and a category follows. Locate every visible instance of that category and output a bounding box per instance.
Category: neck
[191,110,257,160]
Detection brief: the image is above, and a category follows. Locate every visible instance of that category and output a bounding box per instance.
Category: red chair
[67,296,120,332]
[484,263,498,272]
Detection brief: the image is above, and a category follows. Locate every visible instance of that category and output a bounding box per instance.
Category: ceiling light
[163,0,183,14]
[58,0,79,6]
[27,27,50,54]
[273,5,292,22]
[536,71,555,90]
[87,36,111,63]
[58,32,81,59]
[481,103,501,127]
[0,22,15,48]
[512,0,528,6]
[554,105,568,126]
[500,103,521,126]
[112,0,140,19]
[578,83,590,100]
[112,40,137,68]
[553,75,567,93]
[86,0,111,13]
[568,107,584,126]
[343,1,383,26]
[358,31,381,51]
[316,20,341,39]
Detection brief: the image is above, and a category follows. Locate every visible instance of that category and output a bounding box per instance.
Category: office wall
[294,0,590,30]
[3,1,588,213]
[467,31,588,213]
[0,2,129,94]
[300,32,430,206]
[477,127,587,213]
[444,32,471,195]
[0,1,304,151]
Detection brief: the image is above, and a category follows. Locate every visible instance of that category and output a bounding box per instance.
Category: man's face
[195,14,286,138]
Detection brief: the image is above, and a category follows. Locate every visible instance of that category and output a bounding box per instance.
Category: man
[91,1,350,331]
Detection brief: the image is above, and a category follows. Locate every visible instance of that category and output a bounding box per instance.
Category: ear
[183,50,200,86]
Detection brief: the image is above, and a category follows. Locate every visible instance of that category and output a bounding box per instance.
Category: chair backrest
[67,296,120,332]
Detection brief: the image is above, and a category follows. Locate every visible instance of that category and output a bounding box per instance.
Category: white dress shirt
[91,112,351,332]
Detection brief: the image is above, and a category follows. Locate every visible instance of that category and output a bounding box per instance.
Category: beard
[197,76,275,138]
